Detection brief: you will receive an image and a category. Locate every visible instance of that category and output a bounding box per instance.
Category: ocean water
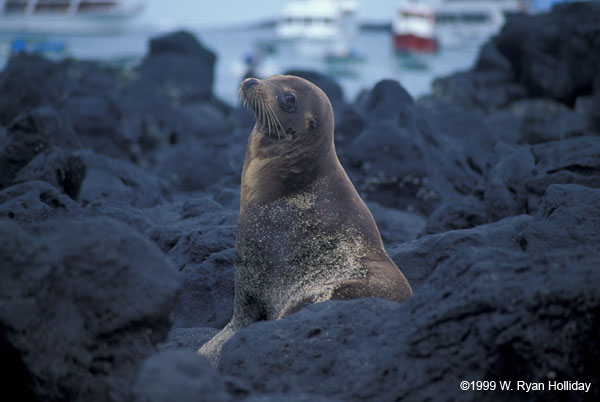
[0,26,480,106]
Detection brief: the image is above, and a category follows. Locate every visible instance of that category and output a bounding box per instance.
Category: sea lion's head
[239,75,334,146]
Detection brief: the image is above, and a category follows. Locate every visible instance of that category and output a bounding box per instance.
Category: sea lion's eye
[279,93,296,113]
[284,93,296,105]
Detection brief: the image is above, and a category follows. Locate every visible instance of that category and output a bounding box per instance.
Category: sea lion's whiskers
[266,103,284,139]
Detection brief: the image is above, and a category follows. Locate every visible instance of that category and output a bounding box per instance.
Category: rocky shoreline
[1,3,599,402]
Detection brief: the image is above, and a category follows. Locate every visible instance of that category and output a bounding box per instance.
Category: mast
[25,0,38,15]
[68,0,82,15]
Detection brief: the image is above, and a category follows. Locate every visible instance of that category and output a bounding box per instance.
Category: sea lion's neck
[240,129,337,206]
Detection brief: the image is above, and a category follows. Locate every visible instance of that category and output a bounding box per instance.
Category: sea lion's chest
[235,190,368,286]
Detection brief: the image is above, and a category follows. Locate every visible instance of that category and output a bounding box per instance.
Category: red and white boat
[392,0,437,54]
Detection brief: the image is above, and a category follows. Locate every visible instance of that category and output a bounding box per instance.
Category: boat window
[5,0,28,14]
[435,13,458,23]
[34,0,72,13]
[461,13,490,23]
[401,11,432,20]
[78,1,118,13]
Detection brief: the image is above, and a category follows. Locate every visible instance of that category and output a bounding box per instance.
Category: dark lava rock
[14,147,87,200]
[0,180,82,222]
[218,246,600,402]
[366,201,425,244]
[526,136,600,212]
[0,107,82,190]
[160,327,219,351]
[0,217,181,402]
[483,143,534,221]
[495,2,600,106]
[75,149,172,208]
[395,181,600,290]
[518,184,600,254]
[133,350,231,402]
[390,214,531,290]
[0,54,70,126]
[415,97,494,195]
[164,224,236,329]
[152,138,243,192]
[431,67,526,113]
[488,98,587,144]
[135,30,216,105]
[85,195,238,329]
[422,195,487,235]
[345,80,435,213]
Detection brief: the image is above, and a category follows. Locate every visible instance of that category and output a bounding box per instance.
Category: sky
[137,0,401,30]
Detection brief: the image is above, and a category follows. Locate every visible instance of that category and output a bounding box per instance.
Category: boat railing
[1,0,122,16]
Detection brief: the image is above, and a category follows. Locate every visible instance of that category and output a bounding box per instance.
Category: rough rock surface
[0,180,83,222]
[0,217,181,402]
[219,246,600,402]
[133,350,231,402]
[0,5,598,400]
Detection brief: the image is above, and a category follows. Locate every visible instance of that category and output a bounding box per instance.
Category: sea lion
[199,75,412,364]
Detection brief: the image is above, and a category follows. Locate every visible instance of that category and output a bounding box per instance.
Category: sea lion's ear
[308,118,318,129]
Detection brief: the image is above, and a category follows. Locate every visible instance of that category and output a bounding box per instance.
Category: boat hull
[0,13,138,36]
[393,33,437,54]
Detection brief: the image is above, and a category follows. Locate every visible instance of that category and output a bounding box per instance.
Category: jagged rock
[416,97,494,195]
[495,2,600,106]
[0,180,83,222]
[0,107,82,190]
[0,54,70,125]
[166,228,236,329]
[160,327,219,351]
[484,143,534,221]
[75,149,172,208]
[431,68,527,113]
[0,217,181,402]
[82,194,237,330]
[491,98,586,144]
[13,147,87,200]
[422,195,487,235]
[218,246,600,402]
[366,201,425,244]
[526,136,600,213]
[518,184,600,253]
[152,139,243,192]
[132,350,231,402]
[389,215,531,290]
[134,31,216,105]
[345,80,434,213]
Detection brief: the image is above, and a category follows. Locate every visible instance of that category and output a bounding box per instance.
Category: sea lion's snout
[239,78,260,108]
[239,77,285,140]
[242,78,260,91]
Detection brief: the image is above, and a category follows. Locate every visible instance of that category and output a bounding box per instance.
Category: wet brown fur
[199,75,412,364]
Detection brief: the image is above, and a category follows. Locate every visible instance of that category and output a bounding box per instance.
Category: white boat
[275,0,358,42]
[435,0,525,48]
[392,0,438,53]
[0,0,145,35]
[393,0,527,53]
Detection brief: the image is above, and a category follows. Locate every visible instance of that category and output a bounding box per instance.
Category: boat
[0,0,145,35]
[275,0,359,42]
[392,0,527,53]
[435,0,525,48]
[392,0,437,54]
